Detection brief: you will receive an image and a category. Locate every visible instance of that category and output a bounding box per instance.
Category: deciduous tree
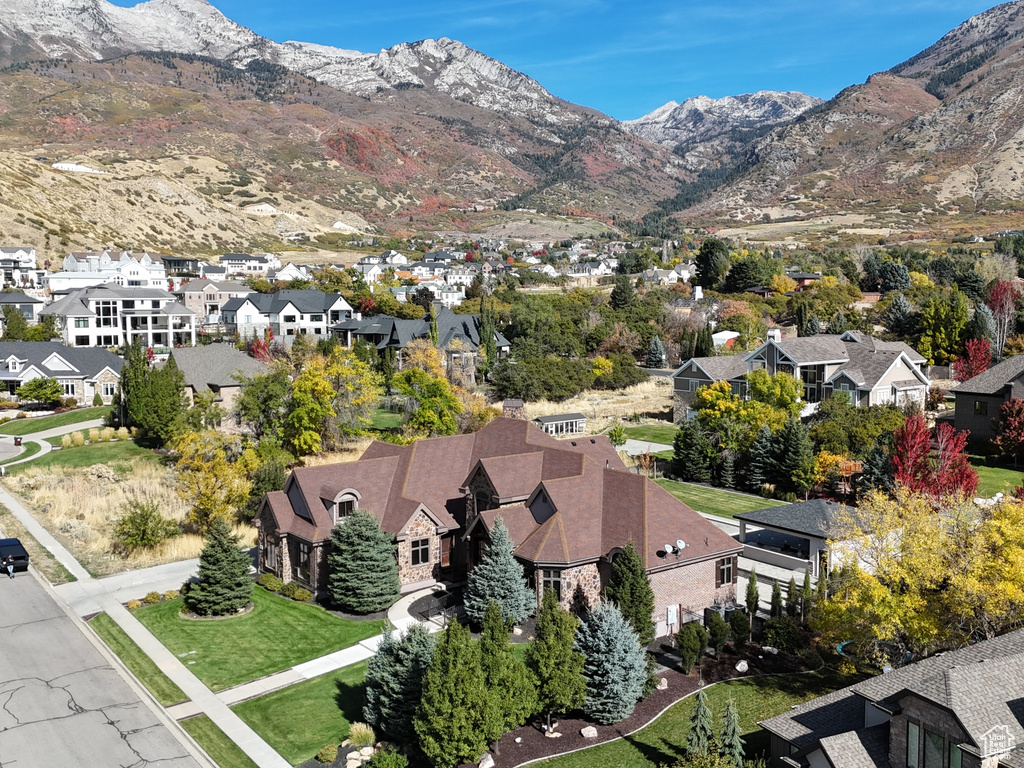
[394,368,462,437]
[173,431,255,531]
[16,376,63,407]
[953,338,991,382]
[986,280,1020,358]
[994,398,1024,466]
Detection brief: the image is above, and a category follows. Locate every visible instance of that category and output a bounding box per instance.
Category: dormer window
[336,498,355,518]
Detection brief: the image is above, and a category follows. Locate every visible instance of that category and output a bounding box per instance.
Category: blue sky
[116,0,999,120]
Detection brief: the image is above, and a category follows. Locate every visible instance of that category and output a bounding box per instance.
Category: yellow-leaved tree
[174,430,258,532]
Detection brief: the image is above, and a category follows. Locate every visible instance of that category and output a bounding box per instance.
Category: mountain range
[0,0,1022,256]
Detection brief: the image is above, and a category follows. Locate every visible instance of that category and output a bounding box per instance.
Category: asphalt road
[0,571,202,768]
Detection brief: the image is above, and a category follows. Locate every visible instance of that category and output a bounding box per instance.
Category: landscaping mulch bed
[472,646,806,768]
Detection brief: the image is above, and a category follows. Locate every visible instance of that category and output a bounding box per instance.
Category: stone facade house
[0,341,123,405]
[760,627,1024,767]
[953,355,1024,442]
[166,344,268,430]
[672,331,929,422]
[255,418,741,634]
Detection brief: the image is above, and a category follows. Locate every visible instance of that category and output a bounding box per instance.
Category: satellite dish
[676,539,686,550]
[663,544,675,554]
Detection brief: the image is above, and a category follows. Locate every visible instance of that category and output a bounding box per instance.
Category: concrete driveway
[0,572,202,768]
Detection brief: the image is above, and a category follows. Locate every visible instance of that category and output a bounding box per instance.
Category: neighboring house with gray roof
[0,341,122,406]
[532,413,587,437]
[167,344,269,432]
[760,626,1024,768]
[172,280,251,325]
[671,331,929,423]
[735,499,843,579]
[0,292,43,325]
[40,286,196,349]
[953,355,1024,441]
[221,289,353,342]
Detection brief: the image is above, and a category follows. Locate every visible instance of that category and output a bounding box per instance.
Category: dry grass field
[3,462,255,577]
[523,377,673,435]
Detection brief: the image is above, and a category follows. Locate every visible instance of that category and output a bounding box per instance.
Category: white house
[222,289,354,341]
[266,263,309,282]
[0,247,40,288]
[219,253,282,276]
[43,251,168,293]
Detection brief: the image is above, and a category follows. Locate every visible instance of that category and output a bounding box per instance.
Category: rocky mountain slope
[685,0,1024,226]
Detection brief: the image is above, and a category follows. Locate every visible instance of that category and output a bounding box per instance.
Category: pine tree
[707,612,729,658]
[139,356,187,443]
[184,517,254,617]
[773,418,815,498]
[746,426,773,493]
[800,572,813,623]
[526,589,585,730]
[695,325,716,357]
[414,620,499,768]
[685,687,716,757]
[604,540,655,646]
[829,310,848,334]
[718,449,735,490]
[885,292,916,338]
[676,621,707,674]
[729,609,750,646]
[465,518,535,627]
[804,314,821,336]
[574,602,647,724]
[720,699,745,767]
[327,510,400,613]
[647,335,666,368]
[745,569,759,616]
[966,303,994,343]
[785,576,798,618]
[2,306,28,341]
[770,581,783,619]
[672,421,712,483]
[480,601,537,736]
[610,275,636,310]
[363,624,436,743]
[428,303,439,346]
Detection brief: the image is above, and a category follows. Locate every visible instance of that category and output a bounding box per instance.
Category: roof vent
[590,439,596,444]
[570,441,577,446]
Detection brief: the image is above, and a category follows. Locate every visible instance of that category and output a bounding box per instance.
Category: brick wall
[650,557,737,637]
[397,511,440,587]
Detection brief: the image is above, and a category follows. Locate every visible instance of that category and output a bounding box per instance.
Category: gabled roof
[747,336,849,365]
[0,293,41,305]
[671,355,749,382]
[532,413,586,424]
[0,342,123,379]
[735,499,842,539]
[222,290,351,316]
[954,354,1024,396]
[168,344,269,391]
[338,308,510,352]
[174,279,249,294]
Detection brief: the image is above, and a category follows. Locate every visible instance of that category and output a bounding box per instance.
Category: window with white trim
[102,382,117,398]
[59,379,75,397]
[718,557,734,585]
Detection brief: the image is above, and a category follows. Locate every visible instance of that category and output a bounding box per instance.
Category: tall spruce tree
[828,310,848,334]
[746,426,773,493]
[139,356,187,443]
[804,314,822,336]
[676,621,707,674]
[672,421,713,483]
[610,275,636,310]
[604,540,655,646]
[707,612,729,658]
[966,303,995,344]
[326,510,400,613]
[770,581,783,619]
[685,687,716,757]
[364,624,436,743]
[745,569,759,616]
[526,589,585,730]
[647,335,666,368]
[800,572,813,624]
[464,518,535,627]
[414,620,499,768]
[694,325,716,357]
[184,517,253,617]
[773,418,815,498]
[720,699,745,767]
[574,602,647,724]
[885,292,916,338]
[480,602,538,735]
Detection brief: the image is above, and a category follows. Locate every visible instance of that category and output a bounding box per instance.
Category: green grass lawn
[88,612,187,706]
[0,406,111,435]
[655,479,784,519]
[181,715,261,768]
[232,661,368,766]
[537,668,864,768]
[622,425,677,445]
[8,439,159,474]
[133,587,383,691]
[0,440,40,465]
[972,461,1021,497]
[369,407,404,431]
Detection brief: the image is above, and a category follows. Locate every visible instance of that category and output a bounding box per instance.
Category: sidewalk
[56,557,201,615]
[0,417,107,468]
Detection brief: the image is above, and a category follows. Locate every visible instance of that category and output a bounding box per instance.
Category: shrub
[116,427,130,441]
[256,573,283,592]
[0,399,18,409]
[112,499,178,554]
[180,581,193,596]
[61,397,77,409]
[729,609,750,646]
[15,411,27,419]
[315,744,338,764]
[127,599,142,610]
[93,392,103,407]
[348,722,375,748]
[71,431,85,447]
[163,589,180,601]
[100,427,115,442]
[763,616,805,652]
[60,434,72,449]
[368,749,409,768]
[144,591,162,604]
[88,428,100,443]
[926,386,947,411]
[676,621,707,674]
[279,581,299,599]
[291,587,313,602]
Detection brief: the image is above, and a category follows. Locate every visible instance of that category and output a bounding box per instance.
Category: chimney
[767,328,782,343]
[502,399,525,420]
[694,286,703,301]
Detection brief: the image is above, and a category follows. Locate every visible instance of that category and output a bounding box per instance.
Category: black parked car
[0,538,29,572]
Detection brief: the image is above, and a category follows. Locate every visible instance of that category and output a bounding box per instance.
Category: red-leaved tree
[986,281,1020,358]
[993,398,1024,466]
[892,412,979,499]
[953,338,992,382]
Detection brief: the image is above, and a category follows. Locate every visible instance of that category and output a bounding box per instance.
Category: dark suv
[0,538,30,572]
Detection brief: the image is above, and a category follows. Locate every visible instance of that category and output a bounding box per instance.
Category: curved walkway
[0,418,107,469]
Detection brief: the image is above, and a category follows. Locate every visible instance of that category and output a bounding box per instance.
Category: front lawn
[369,407,404,431]
[232,661,368,766]
[655,479,784,519]
[0,440,40,465]
[537,668,864,768]
[132,586,382,691]
[622,425,677,445]
[7,439,159,474]
[0,406,111,435]
[972,461,1020,497]
[88,612,187,706]
[181,715,261,768]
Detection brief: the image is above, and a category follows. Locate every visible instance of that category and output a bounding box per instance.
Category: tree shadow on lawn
[334,679,366,723]
[622,733,686,766]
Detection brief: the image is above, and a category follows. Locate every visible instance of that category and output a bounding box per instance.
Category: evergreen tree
[746,426,773,493]
[785,577,798,618]
[800,572,813,623]
[695,238,731,289]
[414,620,499,768]
[718,450,735,489]
[885,292,916,338]
[2,306,27,341]
[428,303,439,347]
[795,300,811,337]
[574,602,647,724]
[119,339,149,428]
[326,510,400,613]
[647,335,666,368]
[672,421,713,483]
[729,609,750,646]
[184,517,253,617]
[966,302,995,343]
[363,624,436,743]
[857,440,895,496]
[676,621,707,674]
[604,540,655,646]
[480,297,497,371]
[526,589,585,730]
[685,687,716,757]
[720,699,745,767]
[804,314,821,336]
[138,356,187,442]
[773,418,815,498]
[465,519,535,627]
[745,569,759,616]
[770,581,783,619]
[829,310,848,334]
[480,602,538,735]
[707,612,729,658]
[610,275,636,310]
[694,325,716,357]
